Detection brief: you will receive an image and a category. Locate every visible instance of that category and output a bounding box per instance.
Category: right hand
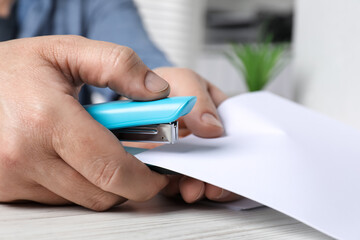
[0,36,170,211]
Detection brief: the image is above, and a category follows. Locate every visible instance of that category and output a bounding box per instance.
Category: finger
[207,82,228,107]
[34,157,127,211]
[204,184,243,202]
[178,176,205,203]
[6,184,71,205]
[26,188,70,205]
[52,96,168,202]
[158,69,224,138]
[0,170,70,205]
[28,190,71,205]
[37,35,170,100]
[161,175,182,197]
[181,82,224,138]
[174,82,227,138]
[122,141,163,150]
[177,118,192,138]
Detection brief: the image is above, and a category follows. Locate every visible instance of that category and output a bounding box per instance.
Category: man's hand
[0,36,170,211]
[153,67,242,203]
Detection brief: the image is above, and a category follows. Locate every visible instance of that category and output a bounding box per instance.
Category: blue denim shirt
[15,0,172,103]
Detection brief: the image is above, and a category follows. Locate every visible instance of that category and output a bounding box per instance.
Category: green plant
[227,39,288,92]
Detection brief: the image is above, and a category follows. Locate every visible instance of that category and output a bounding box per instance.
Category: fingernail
[201,113,223,128]
[194,182,205,202]
[145,71,169,93]
[214,189,231,200]
[180,176,205,203]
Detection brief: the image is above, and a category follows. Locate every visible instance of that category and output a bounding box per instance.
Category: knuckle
[88,193,120,212]
[178,68,198,78]
[117,46,137,66]
[178,67,194,74]
[107,46,137,71]
[132,179,160,202]
[182,68,206,85]
[0,140,22,172]
[0,146,22,203]
[111,46,143,78]
[0,153,18,172]
[134,190,156,202]
[24,105,53,130]
[99,45,146,94]
[93,160,123,191]
[99,46,140,87]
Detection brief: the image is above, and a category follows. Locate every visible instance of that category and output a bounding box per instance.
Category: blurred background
[135,0,293,97]
[134,0,360,130]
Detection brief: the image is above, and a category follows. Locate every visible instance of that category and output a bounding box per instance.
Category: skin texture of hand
[0,36,170,211]
[125,67,242,203]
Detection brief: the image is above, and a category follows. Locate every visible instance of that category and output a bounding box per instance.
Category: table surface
[0,196,332,240]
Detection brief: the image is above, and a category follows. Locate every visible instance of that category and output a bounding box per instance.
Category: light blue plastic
[85,96,197,130]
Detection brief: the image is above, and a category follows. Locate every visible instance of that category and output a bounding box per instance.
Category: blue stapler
[85,96,197,144]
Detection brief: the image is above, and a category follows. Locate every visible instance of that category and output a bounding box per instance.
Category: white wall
[134,0,207,68]
[294,0,360,129]
[208,0,293,13]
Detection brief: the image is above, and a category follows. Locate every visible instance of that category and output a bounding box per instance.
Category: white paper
[138,92,360,240]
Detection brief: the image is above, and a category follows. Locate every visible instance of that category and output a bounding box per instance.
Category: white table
[0,196,332,239]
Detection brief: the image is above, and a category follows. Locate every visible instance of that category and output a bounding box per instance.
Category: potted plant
[226,38,288,92]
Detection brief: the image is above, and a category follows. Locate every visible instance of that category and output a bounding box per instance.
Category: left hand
[128,67,242,203]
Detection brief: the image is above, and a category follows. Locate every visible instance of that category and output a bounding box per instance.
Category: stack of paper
[138,92,360,240]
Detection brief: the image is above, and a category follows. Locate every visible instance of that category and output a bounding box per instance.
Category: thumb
[38,35,170,100]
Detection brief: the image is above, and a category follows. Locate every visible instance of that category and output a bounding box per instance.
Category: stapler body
[85,96,197,144]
